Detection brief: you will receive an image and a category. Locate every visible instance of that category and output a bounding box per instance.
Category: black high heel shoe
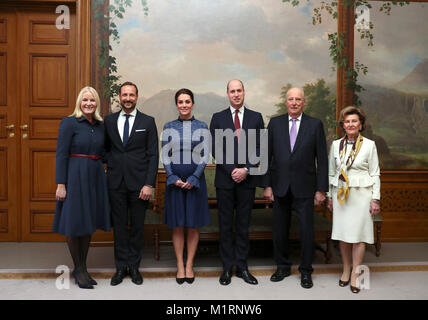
[87,273,97,286]
[350,284,360,294]
[185,277,195,284]
[350,271,360,294]
[339,268,352,287]
[72,270,94,289]
[176,277,186,285]
[185,268,195,284]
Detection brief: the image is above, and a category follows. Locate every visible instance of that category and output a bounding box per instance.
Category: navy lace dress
[52,116,111,236]
[161,117,210,228]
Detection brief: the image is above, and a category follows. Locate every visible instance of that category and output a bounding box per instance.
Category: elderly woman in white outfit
[327,106,381,294]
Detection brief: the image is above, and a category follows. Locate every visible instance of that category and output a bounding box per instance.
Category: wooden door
[0,4,78,241]
[0,10,18,240]
[19,7,77,241]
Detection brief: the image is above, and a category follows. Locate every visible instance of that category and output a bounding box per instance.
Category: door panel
[1,4,111,242]
[18,8,76,241]
[30,54,69,107]
[0,10,17,240]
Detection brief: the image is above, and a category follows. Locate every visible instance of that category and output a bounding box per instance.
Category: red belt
[69,154,102,160]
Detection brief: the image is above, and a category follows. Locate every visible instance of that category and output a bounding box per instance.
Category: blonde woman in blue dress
[327,106,381,294]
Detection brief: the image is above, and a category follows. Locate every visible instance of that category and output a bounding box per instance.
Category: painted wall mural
[102,0,336,133]
[92,0,428,169]
[355,1,428,169]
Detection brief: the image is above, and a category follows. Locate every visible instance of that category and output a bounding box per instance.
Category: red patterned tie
[234,109,241,142]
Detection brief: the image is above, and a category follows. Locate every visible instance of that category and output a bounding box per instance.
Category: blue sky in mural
[299,1,313,18]
[268,51,287,62]
[117,19,143,33]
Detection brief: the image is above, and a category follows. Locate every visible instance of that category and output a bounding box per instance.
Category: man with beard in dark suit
[264,87,328,289]
[210,79,265,286]
[104,82,159,286]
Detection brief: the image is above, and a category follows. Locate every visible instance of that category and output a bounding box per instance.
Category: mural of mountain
[359,83,428,168]
[396,58,428,94]
[354,59,428,169]
[137,89,229,137]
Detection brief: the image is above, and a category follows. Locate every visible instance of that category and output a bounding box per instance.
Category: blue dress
[52,116,111,236]
[162,117,210,228]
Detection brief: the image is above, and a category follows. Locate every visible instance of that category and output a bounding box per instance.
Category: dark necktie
[234,109,241,142]
[123,114,130,146]
[290,118,297,151]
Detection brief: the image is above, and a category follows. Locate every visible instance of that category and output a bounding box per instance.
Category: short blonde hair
[70,86,103,122]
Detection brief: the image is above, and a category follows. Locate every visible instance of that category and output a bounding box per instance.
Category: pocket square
[135,129,146,132]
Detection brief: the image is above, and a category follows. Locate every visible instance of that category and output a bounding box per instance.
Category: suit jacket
[264,113,328,198]
[104,110,159,191]
[209,106,265,189]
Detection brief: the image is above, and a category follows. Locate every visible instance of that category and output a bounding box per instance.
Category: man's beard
[120,101,136,111]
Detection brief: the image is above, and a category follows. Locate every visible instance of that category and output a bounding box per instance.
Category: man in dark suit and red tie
[209,79,265,286]
[104,82,159,286]
[263,87,328,289]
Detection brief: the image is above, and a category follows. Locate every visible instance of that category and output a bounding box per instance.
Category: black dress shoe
[110,268,128,286]
[301,274,313,289]
[176,277,185,285]
[236,269,258,285]
[129,267,143,285]
[219,270,232,286]
[270,268,291,282]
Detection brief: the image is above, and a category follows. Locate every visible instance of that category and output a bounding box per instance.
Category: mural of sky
[354,2,428,87]
[111,0,336,118]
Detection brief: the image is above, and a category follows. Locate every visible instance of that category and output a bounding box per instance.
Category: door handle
[5,124,15,138]
[20,124,28,130]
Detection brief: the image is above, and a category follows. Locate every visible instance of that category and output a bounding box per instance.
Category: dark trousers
[273,188,315,275]
[109,179,148,270]
[216,185,255,271]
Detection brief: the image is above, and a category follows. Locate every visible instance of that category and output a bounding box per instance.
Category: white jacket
[328,137,381,200]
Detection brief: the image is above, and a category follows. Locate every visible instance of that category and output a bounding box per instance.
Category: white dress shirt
[117,109,137,142]
[230,105,245,128]
[288,113,302,135]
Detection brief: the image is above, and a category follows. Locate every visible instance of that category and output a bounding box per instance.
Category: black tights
[66,235,92,284]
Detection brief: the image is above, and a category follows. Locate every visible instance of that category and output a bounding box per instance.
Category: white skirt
[331,186,374,244]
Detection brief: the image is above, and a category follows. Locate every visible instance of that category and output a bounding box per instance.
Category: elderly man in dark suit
[104,82,159,286]
[263,87,328,289]
[210,79,265,286]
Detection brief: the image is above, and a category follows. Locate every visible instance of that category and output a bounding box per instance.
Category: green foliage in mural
[272,83,293,118]
[304,79,336,136]
[273,79,336,137]
[92,0,148,103]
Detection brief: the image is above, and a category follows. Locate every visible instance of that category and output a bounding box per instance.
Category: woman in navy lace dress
[162,88,210,284]
[52,86,111,289]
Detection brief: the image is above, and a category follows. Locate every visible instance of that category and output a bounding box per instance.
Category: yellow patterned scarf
[337,134,364,205]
